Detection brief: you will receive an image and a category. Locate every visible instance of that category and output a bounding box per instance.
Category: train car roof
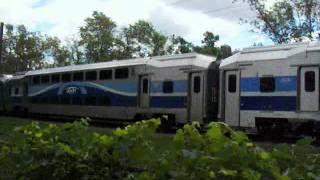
[220,41,320,68]
[26,53,216,76]
[0,74,13,82]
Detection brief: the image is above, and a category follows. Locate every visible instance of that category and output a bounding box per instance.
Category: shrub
[0,119,319,179]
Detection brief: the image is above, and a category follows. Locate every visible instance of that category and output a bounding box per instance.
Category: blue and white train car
[219,42,320,135]
[24,53,219,125]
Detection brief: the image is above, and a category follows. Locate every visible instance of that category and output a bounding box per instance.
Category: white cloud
[0,0,276,49]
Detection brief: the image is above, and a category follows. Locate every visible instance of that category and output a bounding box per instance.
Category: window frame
[32,76,40,85]
[61,73,71,83]
[163,81,174,94]
[260,76,275,92]
[85,71,97,81]
[305,71,316,92]
[228,74,237,93]
[41,75,50,84]
[99,69,113,80]
[51,74,60,83]
[115,68,129,79]
[73,72,84,82]
[193,76,201,93]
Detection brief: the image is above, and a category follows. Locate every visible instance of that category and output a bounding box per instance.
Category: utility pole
[0,22,3,75]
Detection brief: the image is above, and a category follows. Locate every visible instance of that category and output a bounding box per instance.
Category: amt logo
[65,87,79,94]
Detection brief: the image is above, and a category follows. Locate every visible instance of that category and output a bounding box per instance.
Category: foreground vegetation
[0,118,320,180]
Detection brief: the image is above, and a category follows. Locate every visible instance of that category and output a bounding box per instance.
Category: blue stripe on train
[241,76,297,92]
[150,96,187,108]
[150,80,187,93]
[240,96,296,111]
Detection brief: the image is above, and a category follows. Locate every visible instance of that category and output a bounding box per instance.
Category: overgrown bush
[0,119,319,180]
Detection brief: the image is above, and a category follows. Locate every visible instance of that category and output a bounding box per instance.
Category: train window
[97,96,111,106]
[115,68,129,79]
[73,72,84,81]
[14,87,19,95]
[305,71,315,92]
[51,74,60,83]
[50,96,60,104]
[228,75,237,93]
[85,71,97,81]
[194,76,201,93]
[143,79,148,94]
[60,96,71,104]
[260,77,275,92]
[84,96,97,106]
[62,73,71,82]
[33,76,40,85]
[163,81,173,93]
[72,97,82,105]
[41,75,50,84]
[100,70,112,80]
[39,97,48,104]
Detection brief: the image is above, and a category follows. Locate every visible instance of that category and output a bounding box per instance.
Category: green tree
[238,0,320,43]
[167,35,194,54]
[194,31,221,56]
[79,11,117,63]
[124,20,168,57]
[2,24,47,73]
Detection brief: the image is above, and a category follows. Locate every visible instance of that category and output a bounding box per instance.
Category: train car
[219,42,320,136]
[6,73,29,115]
[0,75,13,113]
[24,53,219,125]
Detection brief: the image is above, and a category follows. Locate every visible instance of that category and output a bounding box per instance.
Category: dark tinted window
[39,97,48,104]
[85,71,97,81]
[72,97,82,105]
[194,76,201,93]
[100,70,112,80]
[305,71,315,92]
[73,72,84,81]
[41,75,50,84]
[33,76,40,85]
[143,79,148,94]
[85,96,96,106]
[51,74,60,83]
[60,96,71,104]
[163,81,173,93]
[97,96,111,106]
[260,77,275,92]
[15,88,19,95]
[115,68,129,79]
[228,75,237,93]
[49,96,60,104]
[62,73,71,82]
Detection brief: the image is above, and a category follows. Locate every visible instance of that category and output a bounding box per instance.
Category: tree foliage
[0,11,233,74]
[238,0,320,43]
[1,119,319,179]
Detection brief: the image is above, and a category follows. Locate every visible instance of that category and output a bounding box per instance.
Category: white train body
[220,42,320,132]
[7,53,219,124]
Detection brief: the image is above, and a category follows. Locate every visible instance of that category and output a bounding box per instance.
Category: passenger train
[0,42,319,135]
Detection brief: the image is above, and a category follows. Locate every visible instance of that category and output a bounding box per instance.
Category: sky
[0,0,276,50]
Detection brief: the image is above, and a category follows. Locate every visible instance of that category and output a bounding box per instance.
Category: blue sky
[0,0,275,49]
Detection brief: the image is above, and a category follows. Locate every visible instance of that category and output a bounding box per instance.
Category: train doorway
[224,70,240,127]
[189,72,204,122]
[139,75,150,108]
[300,67,319,111]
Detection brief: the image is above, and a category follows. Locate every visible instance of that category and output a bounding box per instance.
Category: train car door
[300,67,319,111]
[189,72,203,122]
[139,75,149,108]
[224,71,240,126]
